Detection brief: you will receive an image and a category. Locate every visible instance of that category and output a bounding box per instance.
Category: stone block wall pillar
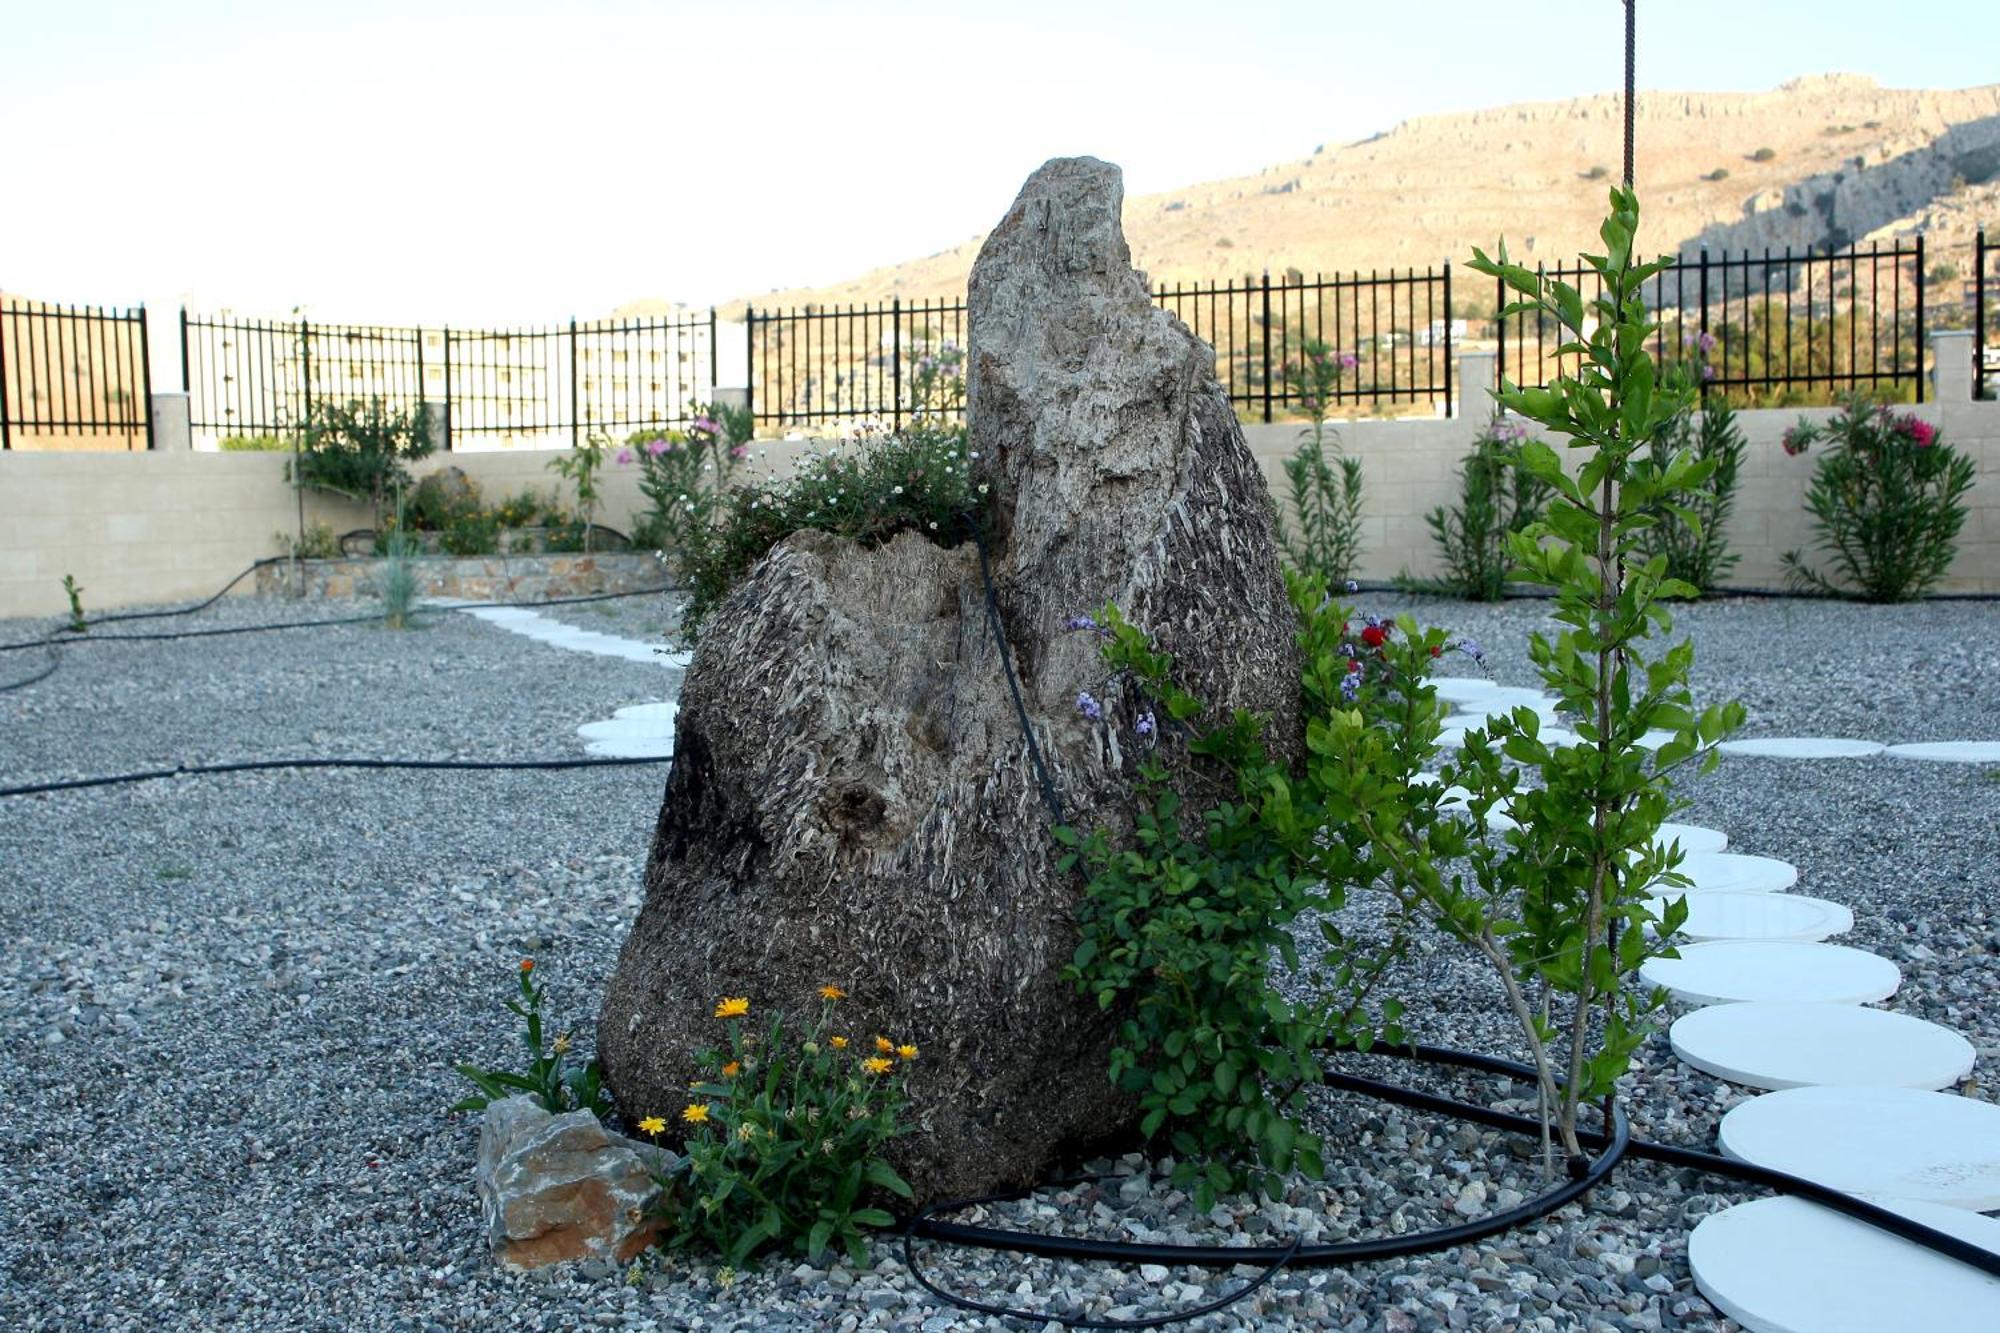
[150,393,192,451]
[1456,351,1497,418]
[1932,330,1974,404]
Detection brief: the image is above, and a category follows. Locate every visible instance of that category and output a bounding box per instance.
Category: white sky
[4,0,1997,324]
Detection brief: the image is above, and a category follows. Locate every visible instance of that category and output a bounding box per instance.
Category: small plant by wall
[1276,341,1365,592]
[291,398,436,525]
[1641,384,1746,593]
[1409,415,1552,600]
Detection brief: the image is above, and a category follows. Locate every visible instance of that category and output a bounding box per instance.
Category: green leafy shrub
[677,420,980,640]
[452,958,611,1117]
[645,991,913,1268]
[275,523,342,560]
[376,492,420,629]
[1276,341,1365,592]
[1641,383,1745,592]
[493,489,543,528]
[1412,416,1553,600]
[407,470,484,531]
[547,435,609,551]
[61,574,86,633]
[440,507,502,556]
[220,433,293,452]
[1059,593,1411,1208]
[291,398,436,524]
[1780,399,1974,600]
[540,511,589,553]
[624,404,754,561]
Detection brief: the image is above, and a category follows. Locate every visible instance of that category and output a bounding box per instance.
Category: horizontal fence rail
[0,298,152,450]
[1496,242,1928,405]
[184,312,716,449]
[746,298,964,430]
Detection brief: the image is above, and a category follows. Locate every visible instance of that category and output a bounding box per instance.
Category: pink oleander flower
[616,448,634,465]
[646,438,670,457]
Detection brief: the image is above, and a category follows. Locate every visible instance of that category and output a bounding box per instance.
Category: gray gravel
[2,587,1996,1331]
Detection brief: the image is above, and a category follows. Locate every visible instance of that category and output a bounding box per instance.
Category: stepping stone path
[1718,737,1887,759]
[1670,1002,1976,1091]
[1884,741,2000,764]
[1640,941,1901,1007]
[1689,1196,2000,1331]
[456,604,684,759]
[1644,891,1852,943]
[1718,1086,2000,1211]
[1665,851,1798,894]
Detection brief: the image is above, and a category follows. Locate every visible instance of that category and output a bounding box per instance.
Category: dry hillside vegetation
[690,75,2000,316]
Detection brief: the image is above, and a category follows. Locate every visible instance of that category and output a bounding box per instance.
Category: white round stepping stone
[1642,941,1899,1007]
[1719,736,1887,759]
[583,736,675,758]
[1689,1195,2000,1332]
[1647,892,1853,943]
[1431,678,1504,705]
[578,716,676,743]
[1885,741,2000,764]
[1670,1001,1976,1090]
[614,702,679,722]
[1719,1085,2000,1210]
[1666,851,1798,894]
[1655,822,1728,855]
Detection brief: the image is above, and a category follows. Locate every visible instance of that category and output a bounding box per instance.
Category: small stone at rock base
[475,1094,671,1269]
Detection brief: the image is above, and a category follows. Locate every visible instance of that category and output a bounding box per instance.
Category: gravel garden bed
[1,589,1995,1331]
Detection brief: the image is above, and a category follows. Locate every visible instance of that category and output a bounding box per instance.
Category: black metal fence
[183,311,717,448]
[0,298,152,450]
[1978,229,1995,401]
[746,269,1455,429]
[1497,241,1928,404]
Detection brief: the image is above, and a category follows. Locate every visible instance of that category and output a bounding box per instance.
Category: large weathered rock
[475,1095,668,1269]
[598,156,1300,1201]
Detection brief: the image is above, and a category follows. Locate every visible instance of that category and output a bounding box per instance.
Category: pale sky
[4,0,1997,324]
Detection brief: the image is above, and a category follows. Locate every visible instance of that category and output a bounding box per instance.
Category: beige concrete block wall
[5,400,1997,620]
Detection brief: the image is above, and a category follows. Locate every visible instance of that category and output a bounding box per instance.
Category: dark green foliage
[677,421,981,640]
[452,959,612,1119]
[1415,419,1553,600]
[1060,591,1407,1209]
[439,507,502,556]
[1276,341,1365,591]
[1782,399,1975,601]
[290,398,436,523]
[1641,392,1746,591]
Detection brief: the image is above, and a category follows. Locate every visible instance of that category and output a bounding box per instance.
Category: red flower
[1429,644,1442,657]
[1360,625,1388,649]
[1347,659,1361,674]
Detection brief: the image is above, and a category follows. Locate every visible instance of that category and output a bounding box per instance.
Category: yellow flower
[874,1036,894,1054]
[721,1061,741,1078]
[861,1056,893,1076]
[714,997,750,1019]
[897,1044,919,1062]
[682,1103,711,1125]
[637,1116,666,1136]
[819,985,847,1001]
[829,1036,849,1050]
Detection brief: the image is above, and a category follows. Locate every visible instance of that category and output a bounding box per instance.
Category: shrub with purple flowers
[1781,396,1973,601]
[626,402,757,560]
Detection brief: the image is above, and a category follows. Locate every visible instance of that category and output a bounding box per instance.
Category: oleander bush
[1409,415,1553,600]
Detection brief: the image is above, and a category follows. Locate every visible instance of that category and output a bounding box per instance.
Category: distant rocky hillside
[679,75,1999,317]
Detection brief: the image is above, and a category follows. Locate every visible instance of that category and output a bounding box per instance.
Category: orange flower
[873,1036,894,1054]
[519,959,535,973]
[721,1061,741,1078]
[897,1044,919,1062]
[829,1036,849,1049]
[861,1057,893,1076]
[714,997,750,1019]
[682,1103,711,1125]
[819,985,848,1001]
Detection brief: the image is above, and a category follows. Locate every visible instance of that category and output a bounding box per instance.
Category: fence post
[442,327,454,452]
[1494,273,1506,390]
[1442,262,1454,417]
[569,317,580,448]
[137,304,155,451]
[1260,272,1273,424]
[1914,233,1926,404]
[891,297,903,432]
[708,307,719,401]
[743,306,755,427]
[299,319,313,427]
[1697,245,1711,404]
[1978,230,1989,402]
[0,303,10,450]
[178,307,190,402]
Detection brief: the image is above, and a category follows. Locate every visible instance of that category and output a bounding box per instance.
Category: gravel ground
[1,587,1996,1332]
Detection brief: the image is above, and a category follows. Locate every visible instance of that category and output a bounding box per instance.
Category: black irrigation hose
[894,1041,2000,1328]
[963,515,1066,824]
[0,753,673,801]
[0,642,64,693]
